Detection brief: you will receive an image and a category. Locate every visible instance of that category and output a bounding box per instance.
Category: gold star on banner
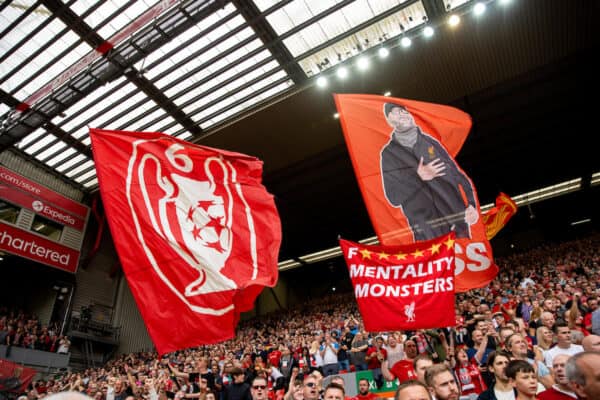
[430,243,441,254]
[360,248,373,259]
[378,251,390,260]
[395,252,407,261]
[445,237,455,250]
[411,248,424,258]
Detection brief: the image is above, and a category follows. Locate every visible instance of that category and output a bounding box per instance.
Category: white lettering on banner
[454,242,491,275]
[41,205,76,225]
[0,230,70,265]
[349,257,454,280]
[0,172,41,195]
[354,277,454,298]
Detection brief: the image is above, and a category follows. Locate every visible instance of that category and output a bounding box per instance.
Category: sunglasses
[304,382,316,388]
[252,385,266,390]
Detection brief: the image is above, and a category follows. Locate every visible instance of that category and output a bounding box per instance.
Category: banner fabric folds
[89,128,281,354]
[0,358,36,393]
[340,233,456,331]
[334,94,498,292]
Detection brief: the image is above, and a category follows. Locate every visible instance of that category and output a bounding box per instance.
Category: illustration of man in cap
[380,102,478,241]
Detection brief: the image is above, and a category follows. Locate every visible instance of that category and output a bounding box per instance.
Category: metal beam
[1,0,223,151]
[232,0,307,85]
[421,0,447,21]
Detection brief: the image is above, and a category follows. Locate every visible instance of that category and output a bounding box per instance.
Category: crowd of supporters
[0,309,69,354]
[3,233,600,400]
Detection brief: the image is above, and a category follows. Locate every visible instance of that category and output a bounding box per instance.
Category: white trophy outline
[126,140,259,316]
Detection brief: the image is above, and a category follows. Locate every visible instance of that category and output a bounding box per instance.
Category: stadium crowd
[2,234,600,400]
[0,310,69,354]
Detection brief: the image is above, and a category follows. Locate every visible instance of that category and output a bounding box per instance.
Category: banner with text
[340,233,456,331]
[0,165,89,219]
[0,220,80,272]
[334,94,500,291]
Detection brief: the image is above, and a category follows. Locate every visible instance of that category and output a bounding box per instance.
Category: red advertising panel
[0,183,85,231]
[0,220,80,273]
[0,165,89,219]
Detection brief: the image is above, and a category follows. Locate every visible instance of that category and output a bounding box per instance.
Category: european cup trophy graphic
[127,141,259,316]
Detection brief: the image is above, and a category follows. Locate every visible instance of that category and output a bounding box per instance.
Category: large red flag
[334,94,498,292]
[340,233,456,331]
[482,192,518,239]
[89,129,281,354]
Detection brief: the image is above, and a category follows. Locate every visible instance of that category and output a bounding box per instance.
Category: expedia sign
[0,166,89,273]
[0,166,88,218]
[31,200,78,228]
[0,176,85,231]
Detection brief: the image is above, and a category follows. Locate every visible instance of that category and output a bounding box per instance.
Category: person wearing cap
[380,102,478,241]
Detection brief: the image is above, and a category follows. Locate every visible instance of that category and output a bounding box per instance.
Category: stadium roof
[1,0,597,263]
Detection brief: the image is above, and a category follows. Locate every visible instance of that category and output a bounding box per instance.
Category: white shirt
[494,388,515,400]
[544,344,584,368]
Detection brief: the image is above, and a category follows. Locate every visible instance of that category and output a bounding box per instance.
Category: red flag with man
[340,233,456,331]
[334,94,498,292]
[90,128,281,354]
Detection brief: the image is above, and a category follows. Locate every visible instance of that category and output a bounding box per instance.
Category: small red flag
[482,192,518,239]
[334,94,498,292]
[340,233,456,331]
[90,129,281,354]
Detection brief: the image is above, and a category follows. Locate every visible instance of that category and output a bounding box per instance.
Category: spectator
[535,327,554,363]
[250,376,268,400]
[543,321,583,369]
[320,333,340,377]
[353,378,376,400]
[413,354,434,385]
[323,382,345,400]
[366,336,386,388]
[224,368,251,400]
[453,346,486,397]
[302,373,320,400]
[505,333,553,389]
[565,351,600,400]
[581,334,600,352]
[538,354,576,400]
[424,364,459,400]
[477,351,514,400]
[349,333,369,372]
[395,381,431,400]
[57,335,71,354]
[505,360,537,400]
[383,340,418,383]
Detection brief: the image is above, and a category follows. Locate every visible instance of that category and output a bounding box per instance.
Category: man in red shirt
[366,337,386,388]
[268,346,283,369]
[352,379,376,400]
[538,354,576,400]
[384,340,419,383]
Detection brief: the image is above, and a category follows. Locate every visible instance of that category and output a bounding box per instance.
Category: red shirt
[353,393,377,400]
[454,360,486,396]
[389,360,417,383]
[366,346,386,370]
[268,350,282,367]
[538,386,577,400]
